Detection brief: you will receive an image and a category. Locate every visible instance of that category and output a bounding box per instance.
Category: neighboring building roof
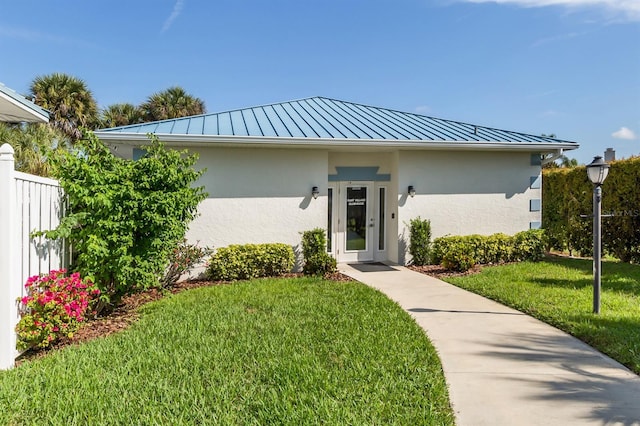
[96,96,578,150]
[0,83,50,123]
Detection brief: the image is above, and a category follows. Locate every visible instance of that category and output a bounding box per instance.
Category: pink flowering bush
[16,269,100,350]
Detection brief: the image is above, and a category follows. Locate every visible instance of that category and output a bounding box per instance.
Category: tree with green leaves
[44,131,206,306]
[0,122,69,176]
[100,103,144,128]
[543,155,579,169]
[140,86,205,121]
[30,73,99,140]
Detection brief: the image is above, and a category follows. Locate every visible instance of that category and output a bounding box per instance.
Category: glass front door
[336,182,374,262]
[346,186,368,251]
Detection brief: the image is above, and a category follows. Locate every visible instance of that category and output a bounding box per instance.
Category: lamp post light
[586,156,610,314]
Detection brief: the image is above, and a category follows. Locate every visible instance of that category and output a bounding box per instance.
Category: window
[327,188,333,252]
[378,187,386,250]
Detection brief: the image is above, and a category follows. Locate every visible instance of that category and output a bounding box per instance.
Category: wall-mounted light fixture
[408,185,416,198]
[312,186,320,199]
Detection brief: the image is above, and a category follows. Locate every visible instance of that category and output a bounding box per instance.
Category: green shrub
[409,217,432,266]
[512,230,546,261]
[43,131,206,304]
[304,253,338,276]
[440,239,477,272]
[160,239,212,288]
[431,236,452,265]
[301,228,337,276]
[207,243,294,281]
[481,233,513,264]
[543,156,640,262]
[433,230,546,271]
[301,228,327,260]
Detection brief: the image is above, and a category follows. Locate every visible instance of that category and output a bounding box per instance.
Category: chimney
[604,148,615,162]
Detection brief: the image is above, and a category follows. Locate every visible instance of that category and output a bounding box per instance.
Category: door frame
[329,181,384,263]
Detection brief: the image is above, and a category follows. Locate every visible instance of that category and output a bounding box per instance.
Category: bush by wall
[409,217,432,266]
[432,230,545,271]
[301,228,337,276]
[16,269,100,350]
[207,243,295,281]
[440,238,477,272]
[160,240,212,288]
[43,132,206,304]
[512,230,546,261]
[543,156,640,262]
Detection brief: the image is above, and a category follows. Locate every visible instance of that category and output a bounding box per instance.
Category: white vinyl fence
[0,143,65,370]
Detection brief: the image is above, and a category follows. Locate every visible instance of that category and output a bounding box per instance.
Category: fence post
[0,143,18,370]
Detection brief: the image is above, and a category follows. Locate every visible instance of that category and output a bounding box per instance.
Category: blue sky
[1,0,638,163]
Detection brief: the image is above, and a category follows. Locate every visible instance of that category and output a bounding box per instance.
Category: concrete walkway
[339,262,640,426]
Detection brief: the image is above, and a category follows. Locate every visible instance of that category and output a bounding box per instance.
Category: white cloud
[460,0,640,22]
[612,127,637,140]
[162,0,185,32]
[415,105,431,115]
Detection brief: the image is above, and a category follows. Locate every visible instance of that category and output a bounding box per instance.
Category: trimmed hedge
[432,230,545,272]
[206,243,295,281]
[409,217,432,266]
[543,156,640,262]
[301,228,337,276]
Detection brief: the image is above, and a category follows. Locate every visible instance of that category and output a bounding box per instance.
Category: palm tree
[100,103,144,128]
[542,155,579,169]
[0,122,69,176]
[29,73,99,141]
[140,86,205,121]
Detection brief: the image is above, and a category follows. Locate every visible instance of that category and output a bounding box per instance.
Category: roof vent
[473,126,478,135]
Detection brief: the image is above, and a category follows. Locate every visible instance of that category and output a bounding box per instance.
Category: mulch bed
[16,272,355,365]
[408,264,483,279]
[17,267,467,365]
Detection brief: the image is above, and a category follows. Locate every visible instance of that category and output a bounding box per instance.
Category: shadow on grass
[533,257,640,296]
[564,313,640,374]
[476,332,640,425]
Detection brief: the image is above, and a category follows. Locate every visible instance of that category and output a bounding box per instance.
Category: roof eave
[0,87,50,123]
[94,132,579,152]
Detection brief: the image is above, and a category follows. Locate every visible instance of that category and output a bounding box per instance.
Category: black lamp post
[586,156,610,314]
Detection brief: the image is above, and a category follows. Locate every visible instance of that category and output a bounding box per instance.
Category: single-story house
[95,97,578,265]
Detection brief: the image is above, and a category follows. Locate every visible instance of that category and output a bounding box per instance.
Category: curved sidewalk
[339,263,640,426]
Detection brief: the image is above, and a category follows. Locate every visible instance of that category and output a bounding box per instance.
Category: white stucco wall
[106,140,543,267]
[187,147,328,265]
[396,150,541,263]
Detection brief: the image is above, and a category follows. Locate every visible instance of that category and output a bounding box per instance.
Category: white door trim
[333,181,374,262]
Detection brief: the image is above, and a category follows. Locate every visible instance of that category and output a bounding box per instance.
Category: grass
[0,277,454,425]
[443,256,640,374]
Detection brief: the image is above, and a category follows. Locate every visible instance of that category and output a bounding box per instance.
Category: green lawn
[0,277,454,425]
[443,256,640,374]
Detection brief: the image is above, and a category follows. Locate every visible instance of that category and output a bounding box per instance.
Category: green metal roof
[0,83,49,123]
[96,96,578,148]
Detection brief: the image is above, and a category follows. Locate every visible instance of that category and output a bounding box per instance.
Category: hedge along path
[543,156,640,262]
